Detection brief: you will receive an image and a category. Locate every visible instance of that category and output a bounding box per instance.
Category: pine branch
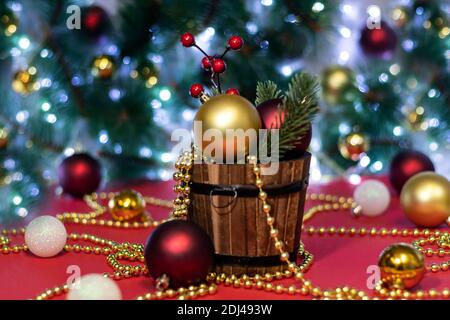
[255,80,283,106]
[277,73,320,156]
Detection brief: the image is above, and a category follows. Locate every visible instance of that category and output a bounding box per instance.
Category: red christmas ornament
[359,21,397,58]
[389,150,435,194]
[81,6,109,37]
[144,220,214,288]
[228,36,243,50]
[212,58,226,74]
[58,153,102,198]
[189,83,204,98]
[257,99,312,157]
[180,32,195,47]
[226,88,240,95]
[201,56,213,70]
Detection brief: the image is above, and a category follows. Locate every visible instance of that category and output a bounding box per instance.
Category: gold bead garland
[2,151,450,300]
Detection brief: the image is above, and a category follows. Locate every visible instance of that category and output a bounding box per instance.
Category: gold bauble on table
[400,172,450,227]
[321,66,355,105]
[194,94,262,161]
[338,132,369,161]
[378,243,425,289]
[108,190,146,222]
[12,67,40,95]
[91,55,116,79]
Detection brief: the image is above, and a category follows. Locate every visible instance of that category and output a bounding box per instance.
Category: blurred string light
[261,0,273,7]
[18,37,30,50]
[371,161,383,172]
[311,2,325,13]
[159,88,172,101]
[98,130,109,144]
[366,5,381,19]
[41,102,51,112]
[139,147,152,158]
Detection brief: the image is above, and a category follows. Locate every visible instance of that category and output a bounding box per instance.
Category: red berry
[190,84,204,98]
[180,32,195,47]
[228,36,243,50]
[212,58,226,73]
[201,56,213,70]
[226,88,240,95]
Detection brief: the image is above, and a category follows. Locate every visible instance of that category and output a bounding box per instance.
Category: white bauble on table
[353,180,391,217]
[25,216,67,258]
[67,274,122,300]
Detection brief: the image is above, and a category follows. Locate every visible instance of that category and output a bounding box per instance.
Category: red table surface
[0,176,448,300]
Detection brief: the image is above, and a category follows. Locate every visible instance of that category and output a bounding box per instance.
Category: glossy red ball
[180,32,195,47]
[144,220,214,288]
[359,21,397,58]
[81,6,109,37]
[226,88,240,95]
[189,83,204,98]
[228,36,243,50]
[58,153,102,198]
[212,58,226,74]
[389,150,435,194]
[201,56,213,70]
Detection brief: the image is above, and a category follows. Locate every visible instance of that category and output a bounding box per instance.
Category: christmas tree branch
[255,80,283,106]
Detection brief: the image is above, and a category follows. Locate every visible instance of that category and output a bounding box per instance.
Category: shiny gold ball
[0,127,9,150]
[321,66,355,105]
[400,172,450,227]
[194,94,262,161]
[91,55,116,79]
[12,67,40,95]
[108,190,146,221]
[378,243,425,289]
[338,132,370,161]
[391,7,408,28]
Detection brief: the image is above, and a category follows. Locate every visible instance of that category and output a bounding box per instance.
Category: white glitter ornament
[67,274,122,300]
[353,180,391,217]
[25,215,67,258]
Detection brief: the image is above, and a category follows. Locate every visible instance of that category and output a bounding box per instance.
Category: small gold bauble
[400,172,450,227]
[91,55,116,79]
[321,66,355,105]
[12,67,40,95]
[338,132,369,161]
[108,190,146,222]
[194,94,262,161]
[0,127,9,150]
[378,243,425,289]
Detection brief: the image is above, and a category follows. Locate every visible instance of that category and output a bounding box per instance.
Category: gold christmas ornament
[0,127,9,150]
[194,94,262,161]
[108,190,146,222]
[391,7,408,28]
[91,55,116,79]
[321,66,355,105]
[338,132,369,161]
[378,243,425,289]
[400,172,450,227]
[12,67,40,95]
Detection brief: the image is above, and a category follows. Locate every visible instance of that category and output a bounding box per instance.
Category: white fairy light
[261,0,273,7]
[45,114,57,124]
[393,126,403,136]
[159,89,172,101]
[98,130,109,144]
[139,147,153,158]
[161,153,173,163]
[312,2,325,13]
[41,102,51,112]
[349,174,361,185]
[18,37,30,50]
[339,27,352,38]
[280,65,293,77]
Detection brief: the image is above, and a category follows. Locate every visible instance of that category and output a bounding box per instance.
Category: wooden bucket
[189,152,311,275]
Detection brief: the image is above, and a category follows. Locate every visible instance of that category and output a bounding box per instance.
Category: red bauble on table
[81,6,110,37]
[359,21,397,58]
[58,153,102,198]
[144,220,214,288]
[257,98,312,157]
[389,150,435,194]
